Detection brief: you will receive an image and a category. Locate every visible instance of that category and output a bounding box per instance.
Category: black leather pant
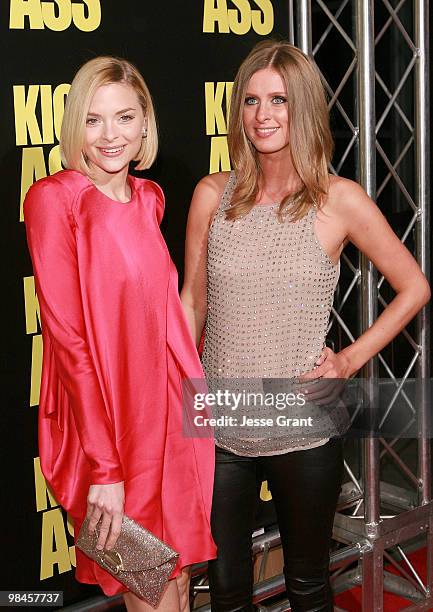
[208,437,344,612]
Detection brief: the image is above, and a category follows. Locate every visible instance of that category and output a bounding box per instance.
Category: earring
[142,127,147,139]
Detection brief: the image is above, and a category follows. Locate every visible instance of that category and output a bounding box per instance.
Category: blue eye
[86,117,99,126]
[120,114,134,122]
[245,97,258,106]
[272,96,286,104]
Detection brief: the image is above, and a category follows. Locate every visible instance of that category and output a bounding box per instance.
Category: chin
[253,141,290,155]
[94,158,130,174]
[254,145,284,155]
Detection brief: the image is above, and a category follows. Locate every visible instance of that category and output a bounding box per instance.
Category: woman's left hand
[302,347,352,379]
[297,347,352,405]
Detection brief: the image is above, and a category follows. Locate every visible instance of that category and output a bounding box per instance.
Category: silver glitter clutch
[77,514,179,607]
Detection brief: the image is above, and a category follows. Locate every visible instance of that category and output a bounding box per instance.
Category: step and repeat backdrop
[1,0,291,606]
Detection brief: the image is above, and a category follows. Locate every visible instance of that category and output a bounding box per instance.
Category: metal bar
[428,512,433,600]
[341,251,359,276]
[356,2,382,609]
[381,0,418,52]
[376,137,415,198]
[316,0,356,51]
[297,0,312,54]
[288,0,295,44]
[335,130,359,174]
[414,0,431,509]
[375,56,417,133]
[400,599,433,611]
[356,0,380,523]
[414,1,432,602]
[327,269,360,334]
[376,141,417,210]
[256,602,291,612]
[375,70,414,133]
[375,0,407,45]
[377,353,415,412]
[396,544,428,595]
[321,73,357,131]
[352,498,364,517]
[344,459,363,495]
[379,419,417,459]
[336,502,431,540]
[312,0,350,56]
[331,543,363,569]
[380,481,418,510]
[330,307,356,342]
[258,541,270,582]
[378,351,419,427]
[382,570,424,601]
[379,438,419,488]
[328,58,357,110]
[360,542,384,612]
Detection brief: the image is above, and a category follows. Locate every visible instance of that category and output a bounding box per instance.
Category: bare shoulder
[194,171,231,200]
[189,171,231,220]
[327,175,368,206]
[326,175,382,221]
[325,174,394,247]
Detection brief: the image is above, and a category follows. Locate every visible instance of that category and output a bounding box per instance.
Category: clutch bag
[77,514,179,607]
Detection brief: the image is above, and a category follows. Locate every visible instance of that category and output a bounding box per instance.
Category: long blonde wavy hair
[227,40,333,221]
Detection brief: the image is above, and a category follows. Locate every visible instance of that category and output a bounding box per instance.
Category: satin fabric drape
[24,170,216,595]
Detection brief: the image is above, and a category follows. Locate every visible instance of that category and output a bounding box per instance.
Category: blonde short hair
[228,40,333,221]
[60,56,158,174]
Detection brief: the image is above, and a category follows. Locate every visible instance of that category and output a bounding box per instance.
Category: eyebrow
[86,107,137,116]
[245,92,287,96]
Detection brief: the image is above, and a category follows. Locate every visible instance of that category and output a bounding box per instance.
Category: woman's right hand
[86,481,125,550]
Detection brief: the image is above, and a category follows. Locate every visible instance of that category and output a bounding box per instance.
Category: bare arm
[180,172,229,346]
[304,179,430,379]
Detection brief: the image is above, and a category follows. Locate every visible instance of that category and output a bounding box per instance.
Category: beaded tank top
[202,171,340,456]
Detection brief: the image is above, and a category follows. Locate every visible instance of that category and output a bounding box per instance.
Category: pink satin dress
[24,169,216,595]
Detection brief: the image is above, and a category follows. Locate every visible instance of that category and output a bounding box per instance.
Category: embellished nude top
[202,171,340,456]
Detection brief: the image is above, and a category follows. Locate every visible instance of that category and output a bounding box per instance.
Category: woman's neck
[256,150,301,203]
[90,165,131,202]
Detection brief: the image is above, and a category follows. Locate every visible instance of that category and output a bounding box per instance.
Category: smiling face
[83,82,145,179]
[242,67,290,156]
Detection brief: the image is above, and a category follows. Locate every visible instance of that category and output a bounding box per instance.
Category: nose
[255,101,271,123]
[101,120,119,142]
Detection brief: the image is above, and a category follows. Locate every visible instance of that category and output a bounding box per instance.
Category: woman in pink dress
[24,56,216,612]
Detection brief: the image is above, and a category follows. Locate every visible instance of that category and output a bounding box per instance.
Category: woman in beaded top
[24,56,216,611]
[181,41,429,611]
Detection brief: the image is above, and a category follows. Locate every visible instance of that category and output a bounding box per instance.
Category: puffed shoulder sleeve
[24,179,124,485]
[146,179,165,225]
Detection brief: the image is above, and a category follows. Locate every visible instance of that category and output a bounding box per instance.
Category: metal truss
[192,2,431,611]
[311,2,431,610]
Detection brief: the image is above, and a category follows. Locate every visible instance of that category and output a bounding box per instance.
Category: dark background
[1,0,429,607]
